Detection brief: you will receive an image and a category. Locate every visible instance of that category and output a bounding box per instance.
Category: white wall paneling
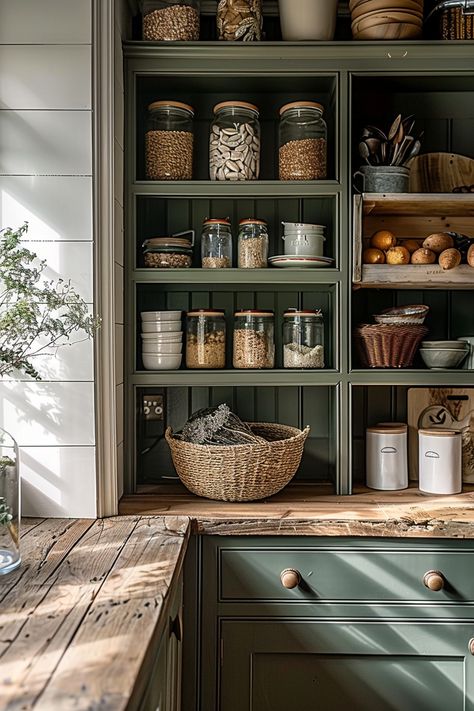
[20,241,94,302]
[0,0,92,45]
[3,335,94,383]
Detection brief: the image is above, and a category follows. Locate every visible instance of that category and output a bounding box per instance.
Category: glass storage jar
[142,231,194,268]
[283,309,324,368]
[186,310,226,369]
[141,0,200,41]
[210,102,260,181]
[216,0,263,41]
[237,219,268,268]
[233,310,275,369]
[145,101,194,180]
[201,218,233,268]
[0,428,20,575]
[279,101,327,181]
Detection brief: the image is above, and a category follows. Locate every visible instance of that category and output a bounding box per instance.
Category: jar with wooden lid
[186,310,226,369]
[145,101,194,180]
[210,102,260,181]
[419,428,462,495]
[366,423,408,491]
[216,0,263,41]
[201,219,233,268]
[279,101,327,181]
[233,310,275,369]
[142,230,194,268]
[283,309,324,369]
[238,219,268,268]
[141,0,200,41]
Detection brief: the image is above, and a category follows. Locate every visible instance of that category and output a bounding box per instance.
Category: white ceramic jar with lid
[282,222,325,257]
[419,428,462,495]
[366,423,408,490]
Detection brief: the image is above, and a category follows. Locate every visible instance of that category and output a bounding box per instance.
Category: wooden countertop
[119,484,474,538]
[0,516,190,711]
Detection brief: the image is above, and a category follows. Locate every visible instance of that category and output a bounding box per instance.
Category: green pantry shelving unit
[123,40,474,495]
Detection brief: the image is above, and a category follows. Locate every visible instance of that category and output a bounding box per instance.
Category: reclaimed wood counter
[0,516,190,711]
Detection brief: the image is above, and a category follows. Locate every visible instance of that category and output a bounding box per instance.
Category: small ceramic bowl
[141,342,182,355]
[374,304,429,326]
[142,353,182,370]
[141,320,182,333]
[421,340,469,350]
[141,332,182,342]
[141,311,182,322]
[419,348,468,370]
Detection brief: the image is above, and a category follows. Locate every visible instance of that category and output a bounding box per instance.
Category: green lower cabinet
[220,619,474,711]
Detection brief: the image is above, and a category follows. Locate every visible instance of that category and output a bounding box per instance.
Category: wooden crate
[353,193,474,289]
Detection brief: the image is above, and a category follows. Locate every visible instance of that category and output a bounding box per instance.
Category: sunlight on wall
[1,185,60,239]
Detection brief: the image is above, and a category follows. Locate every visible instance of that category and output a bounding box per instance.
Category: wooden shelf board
[362,193,474,217]
[133,268,341,285]
[131,369,341,387]
[355,264,474,289]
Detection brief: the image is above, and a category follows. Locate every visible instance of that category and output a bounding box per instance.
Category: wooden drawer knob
[280,568,301,589]
[423,570,445,591]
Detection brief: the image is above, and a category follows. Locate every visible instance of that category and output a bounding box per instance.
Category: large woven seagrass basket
[165,422,310,502]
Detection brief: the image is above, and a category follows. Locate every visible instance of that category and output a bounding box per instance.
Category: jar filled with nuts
[283,309,324,369]
[233,310,275,369]
[210,101,260,181]
[142,232,194,268]
[142,0,200,41]
[237,219,268,268]
[201,218,233,268]
[216,0,263,41]
[279,101,327,181]
[186,310,226,369]
[146,101,194,180]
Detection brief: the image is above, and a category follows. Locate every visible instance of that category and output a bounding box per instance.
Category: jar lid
[368,424,407,434]
[239,218,267,226]
[234,309,274,317]
[419,428,461,437]
[283,309,322,318]
[143,237,193,249]
[279,101,324,116]
[148,100,194,115]
[203,218,231,226]
[187,309,225,317]
[213,101,259,115]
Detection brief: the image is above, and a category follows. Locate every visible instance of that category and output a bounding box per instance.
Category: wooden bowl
[353,21,423,39]
[351,2,423,21]
[352,11,423,32]
[349,0,423,10]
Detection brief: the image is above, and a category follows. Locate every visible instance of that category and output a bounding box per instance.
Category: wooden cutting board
[408,388,474,482]
[408,153,474,193]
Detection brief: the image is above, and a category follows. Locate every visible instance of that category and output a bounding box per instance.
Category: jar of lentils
[216,0,263,41]
[238,219,268,268]
[210,102,260,181]
[142,0,200,41]
[201,218,233,268]
[145,101,194,180]
[233,310,275,369]
[186,310,226,369]
[283,309,324,369]
[142,232,194,268]
[279,101,327,181]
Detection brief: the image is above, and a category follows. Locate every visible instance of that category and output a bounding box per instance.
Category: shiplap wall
[0,0,97,517]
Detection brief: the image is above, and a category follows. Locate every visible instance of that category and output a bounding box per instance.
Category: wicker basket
[165,422,310,502]
[354,324,428,368]
[439,5,474,39]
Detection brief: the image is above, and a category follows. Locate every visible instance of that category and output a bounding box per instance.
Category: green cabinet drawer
[219,545,474,603]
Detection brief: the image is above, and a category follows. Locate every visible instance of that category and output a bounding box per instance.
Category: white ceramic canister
[282,222,325,257]
[418,428,462,495]
[278,0,339,41]
[366,423,408,490]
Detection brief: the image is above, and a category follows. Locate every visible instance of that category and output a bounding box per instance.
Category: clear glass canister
[201,218,233,268]
[0,428,20,575]
[233,310,275,369]
[283,309,324,368]
[145,101,194,180]
[279,101,327,181]
[216,0,263,41]
[186,310,226,369]
[237,219,268,268]
[142,0,200,41]
[142,234,194,268]
[210,102,260,181]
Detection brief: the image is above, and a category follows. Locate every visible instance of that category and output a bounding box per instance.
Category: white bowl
[141,310,182,322]
[419,348,468,370]
[142,342,182,355]
[141,320,182,333]
[142,353,182,370]
[141,332,182,342]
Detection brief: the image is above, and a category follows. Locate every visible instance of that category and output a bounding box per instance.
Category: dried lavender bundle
[178,404,265,445]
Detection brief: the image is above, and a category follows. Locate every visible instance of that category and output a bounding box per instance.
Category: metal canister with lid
[142,230,194,268]
[279,101,327,181]
[366,423,408,491]
[145,100,194,180]
[210,101,261,181]
[233,310,275,369]
[283,309,324,369]
[201,218,233,268]
[419,428,462,495]
[186,310,226,369]
[238,219,269,268]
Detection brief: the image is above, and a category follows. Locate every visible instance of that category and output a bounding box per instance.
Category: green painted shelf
[350,370,474,386]
[132,269,341,285]
[132,181,342,198]
[131,370,341,387]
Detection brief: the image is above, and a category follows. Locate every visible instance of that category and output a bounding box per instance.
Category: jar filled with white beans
[209,101,260,181]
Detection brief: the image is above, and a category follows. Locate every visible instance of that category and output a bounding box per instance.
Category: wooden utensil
[359,141,371,164]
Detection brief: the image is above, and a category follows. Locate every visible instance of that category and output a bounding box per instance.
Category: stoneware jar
[366,423,408,490]
[278,0,338,41]
[282,222,325,257]
[419,428,462,495]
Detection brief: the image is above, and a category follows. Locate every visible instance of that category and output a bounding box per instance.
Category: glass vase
[0,428,20,574]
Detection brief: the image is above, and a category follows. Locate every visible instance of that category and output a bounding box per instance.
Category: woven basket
[354,324,428,368]
[165,422,310,502]
[440,6,474,39]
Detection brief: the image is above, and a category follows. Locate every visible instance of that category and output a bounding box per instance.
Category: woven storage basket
[440,6,474,39]
[354,324,428,368]
[165,422,310,502]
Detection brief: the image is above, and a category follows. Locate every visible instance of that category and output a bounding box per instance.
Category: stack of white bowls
[141,311,183,370]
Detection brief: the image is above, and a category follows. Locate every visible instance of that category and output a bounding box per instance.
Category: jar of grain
[142,231,194,268]
[145,101,194,180]
[283,309,324,369]
[279,101,327,181]
[238,219,268,268]
[201,218,233,268]
[186,310,226,369]
[141,0,200,41]
[216,0,263,41]
[233,310,275,369]
[210,102,260,181]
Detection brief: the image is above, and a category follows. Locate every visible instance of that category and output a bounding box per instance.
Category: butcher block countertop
[0,516,190,711]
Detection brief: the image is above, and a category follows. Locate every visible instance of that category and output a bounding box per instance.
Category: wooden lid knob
[280,568,301,589]
[423,570,445,592]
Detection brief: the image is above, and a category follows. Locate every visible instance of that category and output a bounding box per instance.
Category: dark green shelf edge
[350,369,474,386]
[132,268,341,285]
[131,181,342,198]
[131,369,341,386]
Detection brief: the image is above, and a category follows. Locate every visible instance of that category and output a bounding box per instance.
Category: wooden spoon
[388,114,402,142]
[359,141,371,164]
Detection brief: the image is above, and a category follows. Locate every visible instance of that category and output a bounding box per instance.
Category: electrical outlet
[143,394,164,421]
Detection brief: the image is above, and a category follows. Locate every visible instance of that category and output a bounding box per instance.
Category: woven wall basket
[165,422,310,502]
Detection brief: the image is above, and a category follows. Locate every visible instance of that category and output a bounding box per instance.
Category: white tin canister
[282,222,325,257]
[419,428,462,495]
[366,423,408,490]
